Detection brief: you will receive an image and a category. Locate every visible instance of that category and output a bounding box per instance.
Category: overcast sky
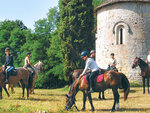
[0,0,59,30]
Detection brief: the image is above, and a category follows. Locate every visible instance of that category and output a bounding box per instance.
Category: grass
[0,86,150,113]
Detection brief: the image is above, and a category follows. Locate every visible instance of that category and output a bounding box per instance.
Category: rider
[146,51,150,67]
[80,51,99,93]
[24,52,35,76]
[4,47,14,84]
[90,50,95,59]
[107,53,117,71]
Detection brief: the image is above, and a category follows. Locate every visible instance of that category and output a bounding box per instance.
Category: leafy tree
[0,20,27,66]
[59,0,95,76]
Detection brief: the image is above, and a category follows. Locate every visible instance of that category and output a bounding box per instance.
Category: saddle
[84,74,104,84]
[8,69,18,76]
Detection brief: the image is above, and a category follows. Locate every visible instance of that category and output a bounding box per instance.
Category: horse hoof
[91,108,95,111]
[26,97,29,100]
[99,98,102,100]
[110,109,115,112]
[81,107,85,111]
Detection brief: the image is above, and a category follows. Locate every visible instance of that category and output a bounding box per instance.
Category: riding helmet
[26,52,31,55]
[90,50,95,54]
[81,51,88,58]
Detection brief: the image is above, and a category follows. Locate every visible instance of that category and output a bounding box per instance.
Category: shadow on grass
[11,97,59,101]
[96,107,150,112]
[38,93,66,97]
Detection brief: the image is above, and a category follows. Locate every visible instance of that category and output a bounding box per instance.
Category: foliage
[59,0,95,76]
[93,0,105,8]
[0,0,106,88]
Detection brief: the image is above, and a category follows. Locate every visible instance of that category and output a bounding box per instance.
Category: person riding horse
[4,47,14,84]
[146,51,150,67]
[107,53,118,72]
[90,50,95,59]
[80,51,99,93]
[24,52,35,76]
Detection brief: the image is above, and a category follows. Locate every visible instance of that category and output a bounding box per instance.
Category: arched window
[116,27,124,45]
[113,21,130,45]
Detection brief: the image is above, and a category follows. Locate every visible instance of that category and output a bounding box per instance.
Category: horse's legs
[20,80,25,98]
[98,91,101,100]
[115,91,120,111]
[11,84,15,94]
[102,91,105,100]
[143,77,145,94]
[26,87,29,99]
[87,93,94,111]
[3,85,10,97]
[147,77,149,94]
[81,92,87,111]
[111,88,118,112]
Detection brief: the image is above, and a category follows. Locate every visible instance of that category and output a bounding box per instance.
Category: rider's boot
[88,79,94,93]
[4,73,8,84]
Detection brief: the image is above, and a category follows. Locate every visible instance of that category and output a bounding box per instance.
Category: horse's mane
[139,58,148,67]
[69,78,79,96]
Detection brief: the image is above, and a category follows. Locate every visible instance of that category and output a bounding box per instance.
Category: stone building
[95,0,150,82]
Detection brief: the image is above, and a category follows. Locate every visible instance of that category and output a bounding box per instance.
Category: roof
[95,0,150,13]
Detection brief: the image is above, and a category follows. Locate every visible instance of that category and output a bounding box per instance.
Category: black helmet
[5,47,10,52]
[26,52,31,55]
[81,51,88,58]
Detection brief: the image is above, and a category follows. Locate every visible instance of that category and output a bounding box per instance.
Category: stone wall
[96,1,150,83]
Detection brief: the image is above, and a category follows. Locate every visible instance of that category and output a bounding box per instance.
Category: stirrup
[88,88,94,93]
[4,79,8,84]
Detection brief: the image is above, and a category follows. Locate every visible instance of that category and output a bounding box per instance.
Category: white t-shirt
[109,58,117,66]
[147,55,150,63]
[24,56,29,67]
[81,58,99,75]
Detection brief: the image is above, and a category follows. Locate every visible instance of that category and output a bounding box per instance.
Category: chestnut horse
[69,69,106,100]
[132,57,150,94]
[7,61,44,94]
[65,71,130,112]
[0,66,32,99]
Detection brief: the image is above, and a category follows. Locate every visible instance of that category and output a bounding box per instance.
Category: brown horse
[6,61,44,94]
[69,69,106,100]
[65,71,130,112]
[132,57,150,94]
[0,66,32,99]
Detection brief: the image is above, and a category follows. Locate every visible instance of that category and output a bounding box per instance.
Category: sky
[0,0,59,30]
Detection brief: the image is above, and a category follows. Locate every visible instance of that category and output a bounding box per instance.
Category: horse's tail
[120,73,130,101]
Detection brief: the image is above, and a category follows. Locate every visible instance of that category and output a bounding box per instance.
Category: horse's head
[35,61,45,72]
[65,94,75,110]
[132,57,140,69]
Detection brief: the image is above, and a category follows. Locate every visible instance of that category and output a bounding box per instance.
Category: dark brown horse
[0,66,32,99]
[65,71,130,112]
[69,69,106,100]
[132,57,150,94]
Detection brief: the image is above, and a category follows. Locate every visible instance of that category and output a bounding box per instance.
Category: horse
[132,57,150,94]
[0,66,32,99]
[69,69,106,100]
[7,61,44,94]
[65,71,130,112]
[29,61,44,94]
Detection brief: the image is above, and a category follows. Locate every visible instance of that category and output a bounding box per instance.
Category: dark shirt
[4,54,13,66]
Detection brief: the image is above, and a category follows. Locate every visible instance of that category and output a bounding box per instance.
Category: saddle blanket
[84,74,104,84]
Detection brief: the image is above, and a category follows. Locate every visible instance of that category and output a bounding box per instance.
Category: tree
[59,0,95,76]
[0,20,28,66]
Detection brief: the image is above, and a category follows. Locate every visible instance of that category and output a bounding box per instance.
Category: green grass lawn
[0,86,150,113]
